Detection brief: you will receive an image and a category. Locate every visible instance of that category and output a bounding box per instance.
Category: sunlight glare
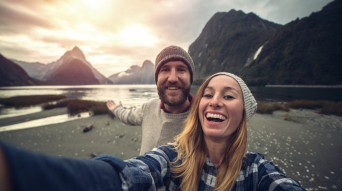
[82,0,109,11]
[117,25,158,46]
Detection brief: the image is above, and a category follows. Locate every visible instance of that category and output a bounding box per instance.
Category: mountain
[13,46,112,85]
[108,60,154,84]
[45,57,99,85]
[13,60,46,80]
[189,10,282,83]
[0,54,40,86]
[44,46,99,85]
[241,0,342,85]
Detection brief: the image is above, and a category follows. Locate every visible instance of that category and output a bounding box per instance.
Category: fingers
[106,100,115,105]
[106,100,117,110]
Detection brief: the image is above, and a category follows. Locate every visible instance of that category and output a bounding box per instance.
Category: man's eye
[160,68,169,72]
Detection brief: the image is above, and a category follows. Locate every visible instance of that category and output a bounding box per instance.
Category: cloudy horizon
[0,0,333,77]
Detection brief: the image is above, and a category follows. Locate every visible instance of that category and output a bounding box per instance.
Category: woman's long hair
[171,75,248,191]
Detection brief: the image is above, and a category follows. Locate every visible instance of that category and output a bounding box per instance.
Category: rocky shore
[0,108,341,190]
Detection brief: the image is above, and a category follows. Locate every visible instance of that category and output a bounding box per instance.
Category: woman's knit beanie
[155,45,195,84]
[208,72,257,121]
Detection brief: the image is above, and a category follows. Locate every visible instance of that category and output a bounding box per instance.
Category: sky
[0,0,333,77]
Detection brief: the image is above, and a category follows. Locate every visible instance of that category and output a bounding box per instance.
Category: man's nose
[168,69,178,82]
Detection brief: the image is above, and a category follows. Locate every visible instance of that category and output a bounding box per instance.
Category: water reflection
[0,85,158,131]
[0,107,42,119]
[0,112,90,132]
[0,84,159,108]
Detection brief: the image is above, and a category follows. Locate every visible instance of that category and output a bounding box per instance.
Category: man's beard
[157,84,191,106]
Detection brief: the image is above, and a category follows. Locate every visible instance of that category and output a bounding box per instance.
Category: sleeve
[0,141,123,191]
[112,105,143,126]
[95,146,176,191]
[255,154,306,191]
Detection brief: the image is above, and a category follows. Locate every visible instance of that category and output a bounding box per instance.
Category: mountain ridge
[241,0,342,85]
[0,54,42,86]
[108,60,154,84]
[189,9,282,83]
[2,1,341,86]
[13,46,112,85]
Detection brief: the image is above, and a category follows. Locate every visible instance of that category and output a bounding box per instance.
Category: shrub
[257,101,288,114]
[0,95,66,108]
[320,102,342,116]
[285,100,328,109]
[285,100,342,116]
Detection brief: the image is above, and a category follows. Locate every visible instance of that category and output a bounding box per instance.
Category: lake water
[0,84,341,131]
[0,84,158,107]
[250,85,342,102]
[0,85,158,131]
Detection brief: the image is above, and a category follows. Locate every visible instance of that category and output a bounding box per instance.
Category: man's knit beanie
[208,72,257,121]
[155,45,195,84]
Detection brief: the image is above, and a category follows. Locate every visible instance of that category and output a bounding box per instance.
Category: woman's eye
[223,95,234,100]
[203,94,212,98]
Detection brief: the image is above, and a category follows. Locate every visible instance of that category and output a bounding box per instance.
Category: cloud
[0,2,53,34]
[0,0,334,77]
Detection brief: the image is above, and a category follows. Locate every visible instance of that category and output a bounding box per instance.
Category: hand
[106,100,121,111]
[0,146,11,191]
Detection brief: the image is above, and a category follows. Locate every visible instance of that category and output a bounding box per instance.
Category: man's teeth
[168,87,178,90]
[206,113,227,120]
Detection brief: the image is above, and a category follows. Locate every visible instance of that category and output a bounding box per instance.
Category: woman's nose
[209,95,222,107]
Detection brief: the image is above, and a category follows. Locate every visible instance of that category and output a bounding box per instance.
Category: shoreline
[265,84,342,88]
[0,108,341,190]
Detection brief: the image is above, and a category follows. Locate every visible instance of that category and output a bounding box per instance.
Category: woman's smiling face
[199,75,244,141]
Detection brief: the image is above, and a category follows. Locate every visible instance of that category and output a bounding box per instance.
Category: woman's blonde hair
[171,74,248,191]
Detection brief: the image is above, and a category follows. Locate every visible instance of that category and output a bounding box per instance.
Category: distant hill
[108,60,154,84]
[46,57,99,85]
[13,46,112,85]
[12,60,46,80]
[0,54,41,86]
[189,9,281,83]
[241,0,342,85]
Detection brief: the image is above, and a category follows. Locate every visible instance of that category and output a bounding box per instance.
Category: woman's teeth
[206,113,227,122]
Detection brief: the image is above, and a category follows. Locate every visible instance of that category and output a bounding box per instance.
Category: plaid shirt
[96,145,305,191]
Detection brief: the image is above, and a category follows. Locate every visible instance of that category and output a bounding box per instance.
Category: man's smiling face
[156,60,191,107]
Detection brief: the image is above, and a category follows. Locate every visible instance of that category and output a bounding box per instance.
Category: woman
[0,72,305,191]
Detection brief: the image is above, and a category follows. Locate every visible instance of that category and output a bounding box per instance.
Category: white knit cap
[208,72,257,121]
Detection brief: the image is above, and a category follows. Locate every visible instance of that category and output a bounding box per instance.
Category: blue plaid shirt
[96,145,305,191]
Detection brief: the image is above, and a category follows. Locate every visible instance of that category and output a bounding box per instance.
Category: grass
[257,100,342,116]
[0,95,66,108]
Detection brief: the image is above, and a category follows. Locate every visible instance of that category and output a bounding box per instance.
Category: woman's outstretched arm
[0,146,11,191]
[0,141,123,191]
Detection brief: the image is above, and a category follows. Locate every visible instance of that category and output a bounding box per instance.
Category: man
[106,45,195,155]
